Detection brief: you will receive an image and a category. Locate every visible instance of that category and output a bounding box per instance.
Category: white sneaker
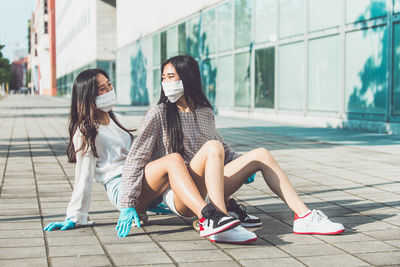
[293,209,345,235]
[209,225,257,244]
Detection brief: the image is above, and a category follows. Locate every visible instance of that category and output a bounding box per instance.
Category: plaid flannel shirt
[120,103,240,208]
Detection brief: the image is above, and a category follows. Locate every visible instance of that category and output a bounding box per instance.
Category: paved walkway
[0,95,399,267]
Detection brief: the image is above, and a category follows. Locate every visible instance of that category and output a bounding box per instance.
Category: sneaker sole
[293,229,345,235]
[241,222,262,228]
[209,236,258,244]
[200,220,240,237]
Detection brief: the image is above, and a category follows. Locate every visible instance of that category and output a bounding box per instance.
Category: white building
[30,0,55,95]
[56,0,116,95]
[115,0,400,135]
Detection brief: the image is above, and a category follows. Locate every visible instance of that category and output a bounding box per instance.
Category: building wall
[56,0,116,95]
[56,0,97,78]
[116,0,400,134]
[116,0,224,49]
[30,0,55,95]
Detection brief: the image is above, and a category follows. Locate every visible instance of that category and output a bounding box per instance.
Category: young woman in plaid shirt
[117,55,344,243]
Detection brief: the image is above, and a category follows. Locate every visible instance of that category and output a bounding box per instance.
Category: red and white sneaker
[199,204,240,237]
[293,209,345,235]
[209,225,257,244]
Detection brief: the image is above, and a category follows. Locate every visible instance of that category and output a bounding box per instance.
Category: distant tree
[0,45,12,85]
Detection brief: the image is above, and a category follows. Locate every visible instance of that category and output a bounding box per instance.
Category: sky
[0,0,36,62]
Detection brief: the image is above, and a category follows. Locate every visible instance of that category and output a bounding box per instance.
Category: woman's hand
[115,207,140,237]
[43,219,76,231]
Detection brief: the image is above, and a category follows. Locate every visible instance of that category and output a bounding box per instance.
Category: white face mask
[95,89,117,112]
[162,80,184,103]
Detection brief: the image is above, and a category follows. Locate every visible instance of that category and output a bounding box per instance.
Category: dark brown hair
[66,68,134,163]
[158,55,212,155]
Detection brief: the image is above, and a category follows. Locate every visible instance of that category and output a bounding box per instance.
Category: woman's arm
[119,106,163,209]
[65,133,96,225]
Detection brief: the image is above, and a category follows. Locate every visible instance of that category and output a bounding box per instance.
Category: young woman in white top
[118,55,344,244]
[43,69,241,239]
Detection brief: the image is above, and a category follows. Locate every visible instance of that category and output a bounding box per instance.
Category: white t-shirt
[66,114,132,224]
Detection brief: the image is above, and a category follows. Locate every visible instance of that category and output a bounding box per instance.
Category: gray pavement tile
[355,251,400,265]
[44,227,95,237]
[0,208,40,216]
[111,251,173,265]
[0,237,45,248]
[179,261,241,267]
[0,229,44,238]
[316,232,375,243]
[47,236,100,246]
[298,254,369,267]
[386,240,400,248]
[225,246,289,260]
[279,243,345,257]
[0,221,43,230]
[212,237,271,249]
[0,258,48,267]
[0,246,46,259]
[334,240,398,254]
[168,249,231,263]
[48,244,105,257]
[104,242,161,254]
[364,229,400,241]
[347,221,399,232]
[50,255,110,267]
[239,257,304,267]
[159,240,216,251]
[99,234,154,244]
[262,233,325,246]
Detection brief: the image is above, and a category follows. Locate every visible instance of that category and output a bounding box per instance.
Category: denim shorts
[104,174,122,210]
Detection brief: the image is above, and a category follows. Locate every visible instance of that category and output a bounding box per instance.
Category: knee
[204,140,224,159]
[254,147,273,162]
[167,153,185,165]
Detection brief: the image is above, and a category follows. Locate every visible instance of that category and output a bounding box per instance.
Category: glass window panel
[201,9,216,56]
[129,41,149,106]
[255,47,275,108]
[147,70,155,105]
[167,26,178,58]
[201,58,217,107]
[393,23,400,115]
[178,23,186,54]
[255,0,277,44]
[217,2,233,52]
[308,35,340,112]
[309,0,340,32]
[152,33,160,67]
[278,42,304,110]
[279,0,305,38]
[395,0,400,13]
[160,31,167,63]
[152,68,161,104]
[235,0,252,48]
[346,0,387,24]
[235,52,251,107]
[142,36,153,69]
[187,16,200,58]
[345,26,388,114]
[216,55,234,107]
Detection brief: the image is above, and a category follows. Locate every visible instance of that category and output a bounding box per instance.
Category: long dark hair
[157,55,212,155]
[67,68,134,163]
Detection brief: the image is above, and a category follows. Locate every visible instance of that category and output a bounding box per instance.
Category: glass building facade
[116,0,400,128]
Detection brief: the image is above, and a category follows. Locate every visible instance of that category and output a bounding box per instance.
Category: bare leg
[223,148,309,215]
[187,140,228,214]
[135,153,206,217]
